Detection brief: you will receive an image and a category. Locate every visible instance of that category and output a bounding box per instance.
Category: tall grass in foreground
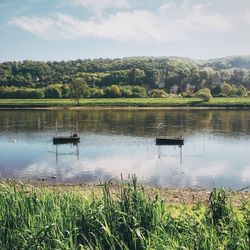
[0,178,249,249]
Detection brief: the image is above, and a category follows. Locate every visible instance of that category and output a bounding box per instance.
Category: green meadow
[0,97,250,108]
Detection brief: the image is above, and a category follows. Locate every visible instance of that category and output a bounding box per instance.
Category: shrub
[151,89,168,98]
[120,86,133,97]
[195,88,212,101]
[216,93,227,97]
[0,87,45,98]
[105,85,121,98]
[181,91,193,98]
[29,89,45,98]
[236,85,247,97]
[220,83,233,96]
[61,84,71,98]
[45,86,62,98]
[90,87,104,98]
[131,86,147,98]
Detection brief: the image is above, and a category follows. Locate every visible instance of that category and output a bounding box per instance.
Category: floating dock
[156,137,184,146]
[53,133,80,145]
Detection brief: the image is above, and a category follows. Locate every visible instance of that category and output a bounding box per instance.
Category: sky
[0,0,250,61]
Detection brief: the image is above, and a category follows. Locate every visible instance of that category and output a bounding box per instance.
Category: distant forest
[0,56,250,99]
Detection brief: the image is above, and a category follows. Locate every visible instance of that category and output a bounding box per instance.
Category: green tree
[131,86,147,98]
[70,78,89,105]
[105,85,121,98]
[129,68,145,84]
[120,85,132,97]
[220,83,233,96]
[61,84,71,98]
[90,87,104,98]
[236,85,247,96]
[45,85,62,98]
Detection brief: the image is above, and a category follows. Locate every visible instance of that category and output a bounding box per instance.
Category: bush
[151,89,168,98]
[61,84,71,98]
[29,89,45,98]
[131,86,147,98]
[181,91,193,98]
[236,85,247,97]
[216,93,227,97]
[220,83,233,96]
[211,85,221,96]
[195,88,212,101]
[45,86,62,98]
[90,87,104,98]
[120,86,133,97]
[0,87,45,98]
[105,85,121,98]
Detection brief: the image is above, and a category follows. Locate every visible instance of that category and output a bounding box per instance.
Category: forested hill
[203,56,250,70]
[0,56,249,99]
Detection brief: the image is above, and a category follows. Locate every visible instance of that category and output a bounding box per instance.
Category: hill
[0,56,249,98]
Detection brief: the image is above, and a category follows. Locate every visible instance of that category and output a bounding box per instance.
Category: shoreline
[1,105,250,110]
[2,180,249,206]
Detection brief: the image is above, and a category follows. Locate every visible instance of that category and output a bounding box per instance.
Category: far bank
[0,97,250,109]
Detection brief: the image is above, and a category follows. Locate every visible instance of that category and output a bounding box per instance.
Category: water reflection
[0,109,249,189]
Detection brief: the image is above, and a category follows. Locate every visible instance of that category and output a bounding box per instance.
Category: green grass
[0,97,250,108]
[201,97,250,107]
[0,178,249,249]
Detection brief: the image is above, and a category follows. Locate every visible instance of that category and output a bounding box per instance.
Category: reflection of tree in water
[0,110,249,138]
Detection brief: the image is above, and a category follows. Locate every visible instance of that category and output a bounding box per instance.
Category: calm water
[0,109,249,189]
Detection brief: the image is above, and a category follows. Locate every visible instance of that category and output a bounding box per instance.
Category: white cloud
[19,161,56,177]
[245,10,250,25]
[20,150,230,188]
[72,0,129,15]
[241,164,250,182]
[9,2,232,42]
[182,162,227,186]
[9,16,54,37]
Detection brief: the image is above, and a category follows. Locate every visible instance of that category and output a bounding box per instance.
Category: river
[0,109,249,189]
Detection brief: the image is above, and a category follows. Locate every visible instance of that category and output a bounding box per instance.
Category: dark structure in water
[156,137,184,146]
[53,133,80,145]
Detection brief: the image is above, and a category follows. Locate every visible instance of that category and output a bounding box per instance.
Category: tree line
[0,56,249,99]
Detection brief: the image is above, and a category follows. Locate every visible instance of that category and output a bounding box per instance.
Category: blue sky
[1,0,250,61]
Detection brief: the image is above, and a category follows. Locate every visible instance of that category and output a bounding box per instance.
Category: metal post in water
[55,119,58,135]
[77,143,79,160]
[56,144,58,165]
[180,145,183,165]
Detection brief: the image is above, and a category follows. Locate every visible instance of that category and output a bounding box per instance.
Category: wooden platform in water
[156,137,184,146]
[53,134,80,145]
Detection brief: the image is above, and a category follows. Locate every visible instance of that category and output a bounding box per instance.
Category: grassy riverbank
[0,179,249,249]
[0,97,250,108]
